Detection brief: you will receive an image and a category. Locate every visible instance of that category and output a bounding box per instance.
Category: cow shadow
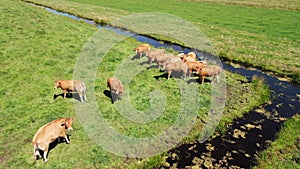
[103,90,121,104]
[36,135,71,161]
[103,90,114,103]
[131,54,140,60]
[53,93,82,102]
[186,77,213,84]
[154,72,168,80]
[154,72,187,80]
[140,60,151,66]
[147,64,159,69]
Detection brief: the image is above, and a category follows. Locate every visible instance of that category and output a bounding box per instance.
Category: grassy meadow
[1,0,270,168]
[254,115,300,169]
[24,0,300,83]
[188,0,300,10]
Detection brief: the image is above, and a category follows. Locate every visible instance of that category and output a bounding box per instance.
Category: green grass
[188,0,300,11]
[254,115,300,169]
[1,0,270,168]
[24,0,300,83]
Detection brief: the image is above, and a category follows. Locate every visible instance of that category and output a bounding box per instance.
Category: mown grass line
[22,0,300,83]
[254,115,300,169]
[1,0,269,168]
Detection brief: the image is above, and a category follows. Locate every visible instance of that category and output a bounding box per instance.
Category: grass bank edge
[254,115,300,169]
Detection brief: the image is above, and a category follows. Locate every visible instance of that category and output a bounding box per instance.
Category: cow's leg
[202,76,205,85]
[168,71,171,79]
[83,91,87,101]
[183,71,187,79]
[34,144,41,160]
[111,93,116,103]
[38,144,48,162]
[211,76,215,84]
[64,134,70,144]
[216,75,220,83]
[35,150,41,160]
[64,90,67,98]
[43,150,48,162]
[162,62,166,70]
[79,94,84,102]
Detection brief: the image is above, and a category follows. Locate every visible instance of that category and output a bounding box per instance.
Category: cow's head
[61,118,73,131]
[134,48,139,54]
[195,66,202,74]
[54,81,61,89]
[177,53,186,59]
[116,86,124,100]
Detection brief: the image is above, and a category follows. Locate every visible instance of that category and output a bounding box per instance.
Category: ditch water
[30,3,300,168]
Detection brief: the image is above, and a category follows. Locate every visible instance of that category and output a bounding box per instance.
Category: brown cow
[54,80,86,102]
[196,65,222,85]
[146,49,165,64]
[135,43,150,59]
[153,53,174,70]
[178,52,197,62]
[32,118,74,162]
[183,60,207,77]
[165,61,188,79]
[107,77,124,102]
[186,52,197,61]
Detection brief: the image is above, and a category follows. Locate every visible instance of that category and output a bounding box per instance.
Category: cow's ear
[61,121,65,126]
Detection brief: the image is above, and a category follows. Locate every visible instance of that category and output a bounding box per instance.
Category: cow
[165,61,188,79]
[146,49,165,64]
[32,118,74,162]
[178,52,197,62]
[107,77,124,102]
[153,53,174,70]
[186,52,197,61]
[54,80,86,102]
[195,65,222,85]
[167,54,182,63]
[183,60,207,77]
[135,43,150,59]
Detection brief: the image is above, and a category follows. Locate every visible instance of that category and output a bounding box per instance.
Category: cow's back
[208,65,221,75]
[107,78,123,94]
[166,61,187,71]
[32,118,65,144]
[59,80,75,91]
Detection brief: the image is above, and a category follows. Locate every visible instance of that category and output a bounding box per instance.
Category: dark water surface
[31,4,300,168]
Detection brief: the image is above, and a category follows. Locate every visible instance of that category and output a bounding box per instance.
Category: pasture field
[24,0,300,83]
[1,0,269,168]
[188,0,300,10]
[254,115,300,169]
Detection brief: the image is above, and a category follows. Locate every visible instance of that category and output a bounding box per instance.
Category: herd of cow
[135,43,222,84]
[32,43,222,162]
